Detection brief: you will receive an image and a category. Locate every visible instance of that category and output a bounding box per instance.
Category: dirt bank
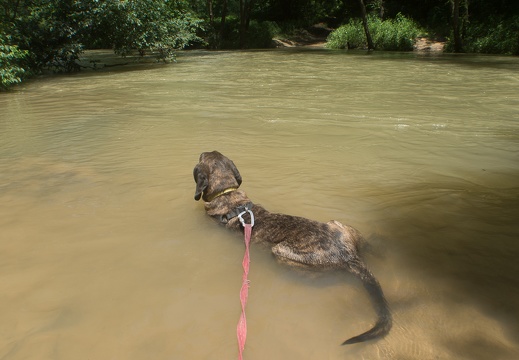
[273,28,445,53]
[413,37,445,52]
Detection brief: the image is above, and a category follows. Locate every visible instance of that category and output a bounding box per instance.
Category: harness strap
[217,202,254,224]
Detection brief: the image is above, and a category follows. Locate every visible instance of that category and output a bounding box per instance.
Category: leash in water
[237,207,254,360]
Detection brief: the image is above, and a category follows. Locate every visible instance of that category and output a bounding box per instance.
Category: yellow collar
[206,187,239,202]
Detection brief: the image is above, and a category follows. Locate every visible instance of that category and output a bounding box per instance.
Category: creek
[1,48,519,359]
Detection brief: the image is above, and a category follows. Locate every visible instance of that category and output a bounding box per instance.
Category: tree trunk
[207,0,214,27]
[219,0,228,47]
[239,0,247,48]
[239,0,254,49]
[379,0,385,19]
[462,0,470,38]
[358,0,374,50]
[451,0,463,52]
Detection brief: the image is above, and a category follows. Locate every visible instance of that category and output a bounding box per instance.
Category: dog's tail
[342,258,392,345]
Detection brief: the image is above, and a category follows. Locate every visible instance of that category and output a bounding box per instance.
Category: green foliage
[255,0,344,25]
[0,0,205,78]
[326,14,423,51]
[247,21,281,49]
[446,16,519,55]
[217,16,280,49]
[101,0,204,60]
[326,18,366,49]
[15,0,85,72]
[372,14,424,51]
[214,15,240,49]
[0,34,28,90]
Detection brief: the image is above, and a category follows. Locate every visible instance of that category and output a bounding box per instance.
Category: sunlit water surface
[1,49,519,359]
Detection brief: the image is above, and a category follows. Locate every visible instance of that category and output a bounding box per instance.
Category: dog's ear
[193,164,208,201]
[230,160,242,186]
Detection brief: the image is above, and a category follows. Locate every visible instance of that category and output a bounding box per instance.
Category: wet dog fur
[193,150,392,345]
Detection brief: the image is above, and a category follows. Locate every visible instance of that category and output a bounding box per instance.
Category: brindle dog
[193,150,392,345]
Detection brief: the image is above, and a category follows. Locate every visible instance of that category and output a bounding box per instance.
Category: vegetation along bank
[1,0,518,90]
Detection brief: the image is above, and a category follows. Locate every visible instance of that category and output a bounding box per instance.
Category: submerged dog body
[193,151,392,345]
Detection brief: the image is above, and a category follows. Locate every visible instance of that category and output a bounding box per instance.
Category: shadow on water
[374,172,519,356]
[289,47,519,70]
[415,54,519,70]
[27,48,517,87]
[443,334,519,360]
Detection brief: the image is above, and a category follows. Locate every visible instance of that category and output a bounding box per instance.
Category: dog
[193,150,392,345]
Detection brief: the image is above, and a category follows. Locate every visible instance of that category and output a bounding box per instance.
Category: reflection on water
[1,49,518,359]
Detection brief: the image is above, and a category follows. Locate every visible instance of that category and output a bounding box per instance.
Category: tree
[220,0,229,45]
[207,0,214,26]
[0,0,204,73]
[5,0,85,72]
[358,0,375,50]
[0,34,28,90]
[450,0,472,52]
[239,0,255,48]
[450,0,463,52]
[88,0,204,60]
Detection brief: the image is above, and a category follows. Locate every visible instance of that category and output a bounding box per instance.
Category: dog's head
[193,151,242,202]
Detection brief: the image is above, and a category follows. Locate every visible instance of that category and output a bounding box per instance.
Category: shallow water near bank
[1,48,519,359]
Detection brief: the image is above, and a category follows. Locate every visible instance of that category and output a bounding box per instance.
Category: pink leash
[237,208,254,360]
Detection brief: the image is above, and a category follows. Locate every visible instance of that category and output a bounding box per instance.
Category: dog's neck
[205,187,239,202]
[204,189,254,226]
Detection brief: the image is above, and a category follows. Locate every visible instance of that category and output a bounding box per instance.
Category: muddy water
[1,49,518,359]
